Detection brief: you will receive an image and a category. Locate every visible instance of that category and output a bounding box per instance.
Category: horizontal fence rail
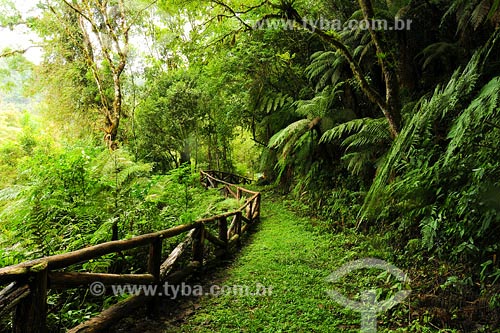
[0,170,260,333]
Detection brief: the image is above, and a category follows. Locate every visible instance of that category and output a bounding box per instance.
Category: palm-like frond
[342,118,391,151]
[257,92,293,114]
[320,117,387,144]
[294,83,344,118]
[442,0,500,33]
[445,76,500,163]
[320,117,390,176]
[361,46,485,217]
[417,42,463,71]
[306,51,345,91]
[92,149,153,190]
[268,119,310,149]
[341,151,374,175]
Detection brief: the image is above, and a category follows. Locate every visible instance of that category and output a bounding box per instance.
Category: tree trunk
[358,0,401,137]
[284,3,401,137]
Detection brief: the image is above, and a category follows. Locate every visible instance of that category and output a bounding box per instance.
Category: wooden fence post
[236,211,242,248]
[192,225,205,265]
[237,187,242,200]
[218,217,228,258]
[247,200,254,223]
[147,237,162,316]
[13,262,48,333]
[148,237,162,281]
[255,193,261,221]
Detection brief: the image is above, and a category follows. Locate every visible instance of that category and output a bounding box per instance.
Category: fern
[92,149,153,190]
[361,46,485,218]
[442,0,500,33]
[320,117,387,144]
[417,42,463,71]
[341,151,373,176]
[341,118,391,151]
[294,83,344,118]
[268,119,310,149]
[445,76,500,163]
[257,92,293,114]
[306,51,345,91]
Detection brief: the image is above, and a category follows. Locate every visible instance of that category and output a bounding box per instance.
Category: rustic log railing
[0,170,260,333]
[200,170,252,186]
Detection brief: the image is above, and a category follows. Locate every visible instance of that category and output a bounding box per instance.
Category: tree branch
[126,0,160,33]
[0,46,38,58]
[211,0,254,30]
[284,8,387,114]
[60,0,98,32]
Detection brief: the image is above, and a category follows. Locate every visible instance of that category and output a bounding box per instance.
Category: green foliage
[362,48,484,218]
[361,35,500,269]
[445,76,500,162]
[135,74,202,172]
[306,51,345,92]
[442,0,500,33]
[0,140,244,330]
[1,0,500,330]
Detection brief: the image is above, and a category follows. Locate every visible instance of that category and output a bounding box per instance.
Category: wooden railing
[200,170,252,186]
[0,170,260,333]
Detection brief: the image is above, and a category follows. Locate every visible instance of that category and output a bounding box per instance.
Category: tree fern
[341,118,391,151]
[256,92,293,114]
[341,151,374,176]
[320,117,391,175]
[294,83,345,118]
[268,118,310,149]
[417,42,464,72]
[92,148,153,191]
[442,0,500,33]
[306,51,345,91]
[320,117,387,144]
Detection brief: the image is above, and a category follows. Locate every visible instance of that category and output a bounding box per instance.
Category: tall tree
[59,0,131,148]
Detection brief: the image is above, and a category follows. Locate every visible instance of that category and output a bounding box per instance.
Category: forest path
[110,192,390,332]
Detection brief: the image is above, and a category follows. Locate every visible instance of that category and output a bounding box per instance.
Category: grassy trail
[161,194,406,333]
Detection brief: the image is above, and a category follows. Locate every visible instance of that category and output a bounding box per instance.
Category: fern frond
[472,0,492,29]
[341,151,373,175]
[116,163,153,188]
[0,185,26,201]
[361,46,486,218]
[320,117,387,144]
[341,119,391,152]
[92,149,153,189]
[417,42,462,71]
[445,76,500,163]
[306,51,345,91]
[268,119,309,149]
[294,83,344,118]
[257,92,292,114]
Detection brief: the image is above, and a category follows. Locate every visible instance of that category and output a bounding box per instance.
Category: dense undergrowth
[0,144,242,332]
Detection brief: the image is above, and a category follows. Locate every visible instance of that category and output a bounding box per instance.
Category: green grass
[164,194,427,333]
